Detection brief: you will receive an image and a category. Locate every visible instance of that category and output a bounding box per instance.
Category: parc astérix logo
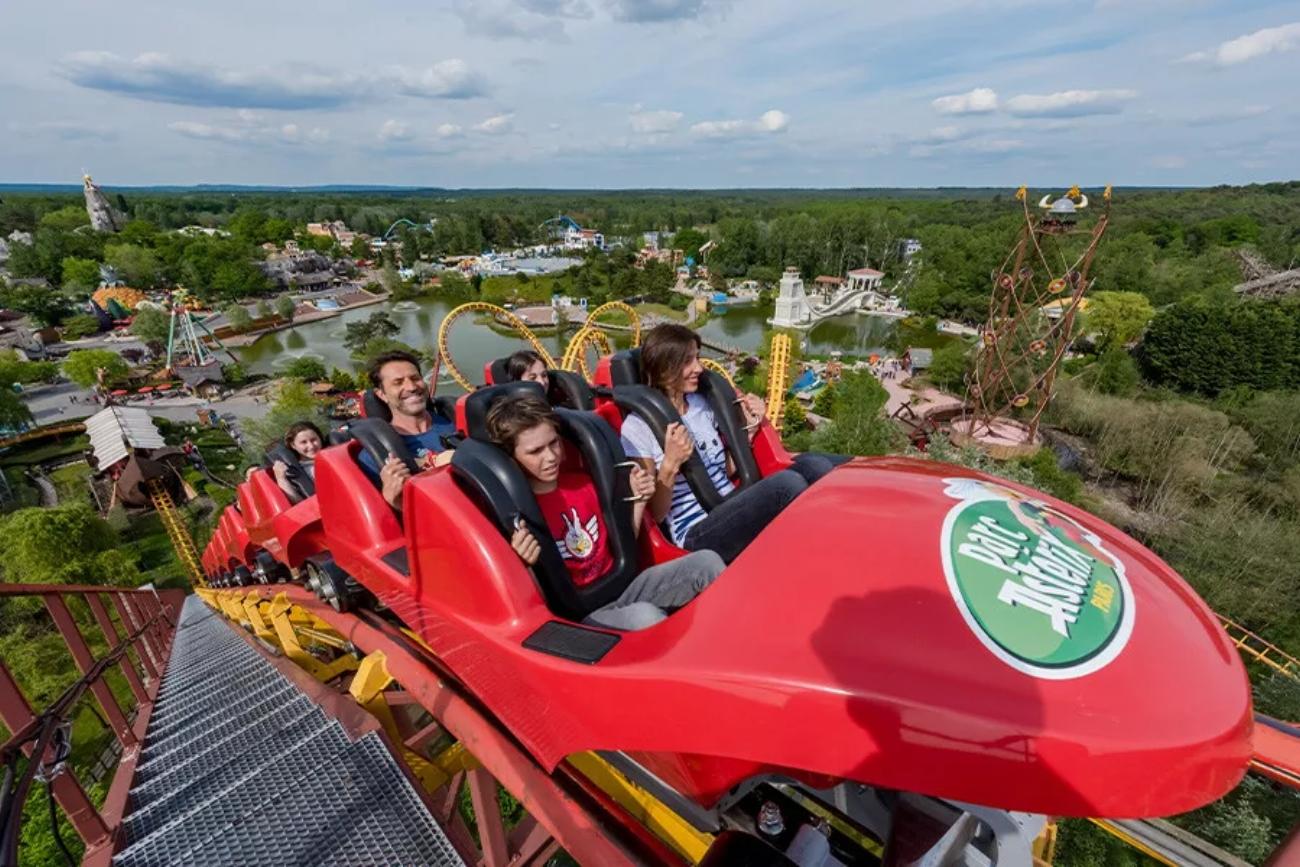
[940,477,1135,680]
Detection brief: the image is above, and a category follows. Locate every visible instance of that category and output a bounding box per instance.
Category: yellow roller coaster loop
[765,333,792,430]
[437,302,557,391]
[560,326,615,379]
[700,357,735,388]
[584,301,641,347]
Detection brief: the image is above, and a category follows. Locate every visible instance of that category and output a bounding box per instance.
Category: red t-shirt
[535,473,613,588]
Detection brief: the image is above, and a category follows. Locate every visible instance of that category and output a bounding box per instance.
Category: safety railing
[0,583,183,867]
[1221,616,1300,681]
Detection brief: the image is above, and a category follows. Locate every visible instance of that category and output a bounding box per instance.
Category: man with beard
[360,350,455,509]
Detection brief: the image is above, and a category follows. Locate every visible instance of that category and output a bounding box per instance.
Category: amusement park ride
[5,200,1300,867]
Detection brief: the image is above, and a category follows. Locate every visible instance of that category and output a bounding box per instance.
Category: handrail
[1221,616,1300,680]
[0,584,183,867]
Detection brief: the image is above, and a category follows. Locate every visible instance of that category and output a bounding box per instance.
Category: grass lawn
[632,302,687,322]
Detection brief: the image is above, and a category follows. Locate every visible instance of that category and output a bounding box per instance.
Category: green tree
[129,306,172,348]
[256,299,273,320]
[104,243,162,288]
[812,383,838,418]
[1085,291,1155,351]
[926,341,971,392]
[673,228,708,262]
[38,205,91,232]
[782,397,808,431]
[0,389,33,430]
[0,283,72,327]
[349,236,371,259]
[63,348,129,387]
[0,502,134,585]
[283,356,327,382]
[343,311,401,355]
[60,313,101,339]
[1091,348,1140,396]
[61,257,103,292]
[0,350,58,387]
[224,303,253,334]
[275,294,296,322]
[806,371,902,456]
[329,367,358,391]
[221,362,248,386]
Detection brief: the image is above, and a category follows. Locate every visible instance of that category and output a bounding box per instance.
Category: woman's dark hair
[505,349,546,382]
[640,323,702,392]
[486,394,558,453]
[283,421,324,456]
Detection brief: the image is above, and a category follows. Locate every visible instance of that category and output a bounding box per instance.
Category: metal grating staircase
[112,596,465,867]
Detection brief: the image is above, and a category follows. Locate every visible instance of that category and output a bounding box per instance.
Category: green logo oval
[940,478,1135,679]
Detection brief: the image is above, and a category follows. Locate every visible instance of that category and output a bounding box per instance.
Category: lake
[235,297,941,390]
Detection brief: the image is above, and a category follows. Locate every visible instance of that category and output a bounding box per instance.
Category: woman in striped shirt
[620,324,840,564]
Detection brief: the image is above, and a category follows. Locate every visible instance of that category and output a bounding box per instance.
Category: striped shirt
[620,393,735,546]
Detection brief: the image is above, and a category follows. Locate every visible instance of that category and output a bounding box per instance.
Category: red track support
[85,593,149,707]
[43,594,138,749]
[0,584,181,866]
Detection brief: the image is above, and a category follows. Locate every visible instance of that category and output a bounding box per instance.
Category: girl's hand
[663,422,694,470]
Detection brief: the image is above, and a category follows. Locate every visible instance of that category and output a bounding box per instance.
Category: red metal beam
[43,594,138,749]
[0,661,113,850]
[111,593,158,680]
[84,592,149,707]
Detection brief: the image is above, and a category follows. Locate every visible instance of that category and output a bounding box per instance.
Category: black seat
[349,417,420,477]
[606,349,762,510]
[265,444,316,498]
[487,356,596,411]
[461,381,546,440]
[450,384,640,622]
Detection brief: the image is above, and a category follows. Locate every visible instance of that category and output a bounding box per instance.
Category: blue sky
[2,0,1298,187]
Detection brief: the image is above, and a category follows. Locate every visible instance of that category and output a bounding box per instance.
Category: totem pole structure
[953,185,1112,453]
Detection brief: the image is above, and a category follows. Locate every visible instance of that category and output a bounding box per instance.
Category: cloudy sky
[2,0,1297,188]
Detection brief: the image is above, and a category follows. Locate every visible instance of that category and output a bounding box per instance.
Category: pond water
[236,297,953,389]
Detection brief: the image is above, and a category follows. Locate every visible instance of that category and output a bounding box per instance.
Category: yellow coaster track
[1222,616,1300,680]
[147,478,205,587]
[560,326,614,379]
[765,333,791,429]
[584,301,642,346]
[436,302,558,391]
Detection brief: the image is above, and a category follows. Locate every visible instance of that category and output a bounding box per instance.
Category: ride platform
[111,596,463,867]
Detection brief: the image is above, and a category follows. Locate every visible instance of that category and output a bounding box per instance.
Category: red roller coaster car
[201,352,1253,862]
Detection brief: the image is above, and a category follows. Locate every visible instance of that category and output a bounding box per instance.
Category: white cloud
[61,51,486,109]
[1185,104,1270,126]
[378,119,413,142]
[1151,154,1188,169]
[1005,89,1137,117]
[390,60,487,99]
[6,120,117,141]
[691,109,789,139]
[1180,22,1300,66]
[169,113,328,146]
[475,113,515,134]
[630,108,684,134]
[436,123,465,138]
[932,87,999,115]
[606,0,710,22]
[757,109,789,132]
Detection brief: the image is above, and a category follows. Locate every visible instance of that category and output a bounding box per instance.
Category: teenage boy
[486,394,724,630]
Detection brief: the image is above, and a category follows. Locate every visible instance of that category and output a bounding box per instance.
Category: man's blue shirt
[357,417,456,484]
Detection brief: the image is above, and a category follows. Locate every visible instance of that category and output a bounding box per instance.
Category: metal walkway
[112,596,465,867]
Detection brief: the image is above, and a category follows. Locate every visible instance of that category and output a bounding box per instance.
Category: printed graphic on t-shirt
[557,508,600,560]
